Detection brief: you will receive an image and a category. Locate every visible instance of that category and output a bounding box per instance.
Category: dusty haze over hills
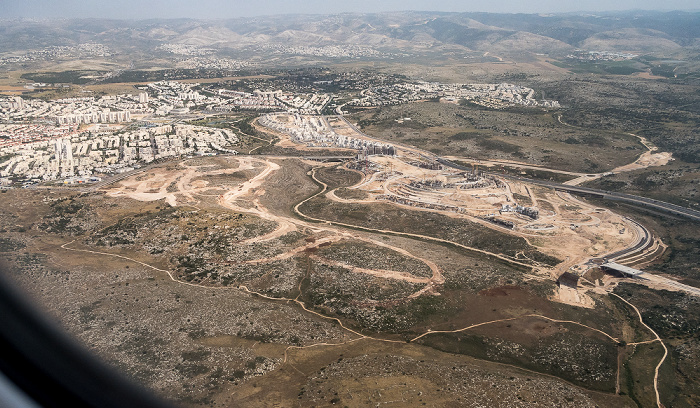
[1,11,699,57]
[1,7,700,408]
[2,0,699,19]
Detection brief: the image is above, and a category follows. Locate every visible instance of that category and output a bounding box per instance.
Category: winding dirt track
[295,167,537,272]
[213,158,443,293]
[107,156,443,295]
[62,235,668,404]
[77,155,669,403]
[612,293,668,408]
[60,238,634,390]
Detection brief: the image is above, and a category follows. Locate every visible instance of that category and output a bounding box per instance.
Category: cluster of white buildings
[157,44,214,56]
[276,92,331,114]
[0,43,111,66]
[442,83,560,109]
[0,79,296,154]
[1,96,55,122]
[350,81,560,109]
[262,44,387,59]
[147,81,210,115]
[50,93,152,125]
[177,57,249,70]
[214,89,330,114]
[350,84,426,107]
[566,50,638,61]
[0,123,239,185]
[0,123,79,148]
[215,89,286,111]
[55,110,131,125]
[259,113,394,154]
[0,94,153,127]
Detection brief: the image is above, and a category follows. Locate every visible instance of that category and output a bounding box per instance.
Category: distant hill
[580,28,683,53]
[0,11,698,58]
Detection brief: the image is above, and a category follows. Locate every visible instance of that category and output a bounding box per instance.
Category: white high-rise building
[63,138,73,163]
[13,96,24,110]
[54,139,62,161]
[53,138,74,175]
[139,92,149,104]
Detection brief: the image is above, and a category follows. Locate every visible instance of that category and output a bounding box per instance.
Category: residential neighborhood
[0,78,557,187]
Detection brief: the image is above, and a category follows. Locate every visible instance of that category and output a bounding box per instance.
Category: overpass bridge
[601,262,645,278]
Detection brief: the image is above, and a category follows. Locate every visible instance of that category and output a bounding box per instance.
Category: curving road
[603,217,652,262]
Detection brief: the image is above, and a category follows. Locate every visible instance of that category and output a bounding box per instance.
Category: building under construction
[501,204,539,220]
[360,144,396,157]
[483,216,515,229]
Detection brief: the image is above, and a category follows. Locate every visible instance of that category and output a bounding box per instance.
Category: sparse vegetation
[1,10,699,407]
[350,102,644,172]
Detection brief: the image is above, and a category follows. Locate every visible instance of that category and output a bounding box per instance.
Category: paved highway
[596,217,653,263]
[634,272,700,298]
[437,158,700,222]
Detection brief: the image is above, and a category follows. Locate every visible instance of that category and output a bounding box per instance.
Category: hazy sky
[1,0,698,19]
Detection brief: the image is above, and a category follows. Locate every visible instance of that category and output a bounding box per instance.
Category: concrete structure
[600,262,644,278]
[557,271,580,287]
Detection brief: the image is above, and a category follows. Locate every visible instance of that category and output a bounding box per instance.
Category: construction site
[258,114,684,308]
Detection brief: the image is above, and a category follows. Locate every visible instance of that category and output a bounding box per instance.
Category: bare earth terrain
[2,11,700,406]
